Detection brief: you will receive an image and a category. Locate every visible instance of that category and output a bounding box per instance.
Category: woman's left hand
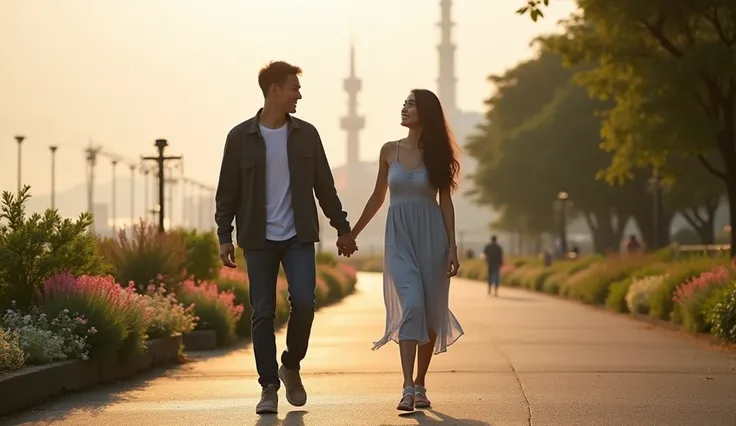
[447,247,460,277]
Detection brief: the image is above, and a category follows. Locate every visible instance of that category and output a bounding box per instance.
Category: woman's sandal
[414,385,431,408]
[397,386,415,411]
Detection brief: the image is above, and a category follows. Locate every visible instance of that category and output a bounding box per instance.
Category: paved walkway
[4,272,736,425]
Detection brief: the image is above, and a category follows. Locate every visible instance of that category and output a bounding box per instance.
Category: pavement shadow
[392,409,491,425]
[254,410,307,426]
[493,294,536,302]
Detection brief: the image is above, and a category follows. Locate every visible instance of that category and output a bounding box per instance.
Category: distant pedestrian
[626,235,642,255]
[483,236,503,296]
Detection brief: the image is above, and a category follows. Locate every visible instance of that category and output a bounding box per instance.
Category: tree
[466,48,580,237]
[468,45,663,253]
[0,186,111,310]
[516,0,552,21]
[548,1,736,256]
[663,153,726,244]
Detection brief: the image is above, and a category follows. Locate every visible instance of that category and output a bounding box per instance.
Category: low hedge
[458,253,736,345]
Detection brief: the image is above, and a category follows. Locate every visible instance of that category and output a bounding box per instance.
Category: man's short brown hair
[258,61,303,97]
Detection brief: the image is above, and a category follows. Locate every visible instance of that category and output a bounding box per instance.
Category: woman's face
[400,92,420,128]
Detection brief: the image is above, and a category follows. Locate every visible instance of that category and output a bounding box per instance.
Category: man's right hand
[336,233,358,257]
[220,242,237,268]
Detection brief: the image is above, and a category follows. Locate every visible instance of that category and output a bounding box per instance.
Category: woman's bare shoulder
[379,140,400,163]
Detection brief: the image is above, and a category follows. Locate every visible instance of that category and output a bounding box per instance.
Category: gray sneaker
[278,365,307,406]
[255,384,278,414]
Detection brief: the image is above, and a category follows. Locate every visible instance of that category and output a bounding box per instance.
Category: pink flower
[673,265,735,306]
[180,279,245,321]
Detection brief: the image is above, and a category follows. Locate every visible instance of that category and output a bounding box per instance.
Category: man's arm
[313,131,351,236]
[214,131,240,245]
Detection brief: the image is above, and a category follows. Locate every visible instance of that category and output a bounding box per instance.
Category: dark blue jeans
[488,265,501,289]
[245,236,316,389]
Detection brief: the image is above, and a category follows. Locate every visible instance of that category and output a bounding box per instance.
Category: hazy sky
[1,0,577,199]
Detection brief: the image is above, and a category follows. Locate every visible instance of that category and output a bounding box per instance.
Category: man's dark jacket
[214,109,351,249]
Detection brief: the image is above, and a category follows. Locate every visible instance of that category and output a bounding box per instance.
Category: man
[214,61,357,415]
[483,235,503,296]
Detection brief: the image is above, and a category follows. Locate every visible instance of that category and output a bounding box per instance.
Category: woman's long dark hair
[413,88,461,193]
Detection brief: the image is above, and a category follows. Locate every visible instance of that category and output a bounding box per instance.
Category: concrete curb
[0,334,183,417]
[182,330,217,351]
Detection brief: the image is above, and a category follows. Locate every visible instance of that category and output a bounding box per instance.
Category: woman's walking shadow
[395,409,491,425]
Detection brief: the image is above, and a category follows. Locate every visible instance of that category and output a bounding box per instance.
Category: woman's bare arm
[439,188,457,250]
[351,142,393,239]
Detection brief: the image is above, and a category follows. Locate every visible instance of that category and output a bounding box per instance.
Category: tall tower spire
[340,42,365,171]
[437,0,457,117]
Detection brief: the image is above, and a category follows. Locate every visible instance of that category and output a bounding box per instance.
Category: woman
[350,88,464,411]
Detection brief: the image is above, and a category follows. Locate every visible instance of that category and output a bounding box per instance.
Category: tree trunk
[681,198,719,245]
[722,152,736,257]
[584,208,627,254]
[727,184,736,258]
[631,201,673,251]
[709,93,736,258]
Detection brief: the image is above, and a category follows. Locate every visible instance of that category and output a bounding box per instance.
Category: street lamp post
[181,178,189,228]
[49,145,58,209]
[111,160,118,234]
[142,167,150,223]
[15,135,25,193]
[129,164,136,227]
[142,139,182,233]
[197,184,205,232]
[554,191,570,256]
[648,169,666,251]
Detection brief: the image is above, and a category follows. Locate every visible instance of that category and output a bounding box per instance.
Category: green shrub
[0,327,25,371]
[214,275,252,338]
[625,274,667,315]
[178,280,243,347]
[605,263,670,313]
[460,258,487,281]
[318,268,344,302]
[514,266,548,291]
[0,186,111,310]
[542,270,566,294]
[97,222,188,295]
[649,256,728,321]
[671,264,735,333]
[606,278,633,312]
[503,265,530,287]
[316,251,338,267]
[42,274,150,359]
[143,285,198,339]
[706,281,736,343]
[1,306,96,364]
[565,257,651,305]
[174,229,221,283]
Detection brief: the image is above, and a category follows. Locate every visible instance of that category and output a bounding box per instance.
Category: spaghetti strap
[396,140,401,162]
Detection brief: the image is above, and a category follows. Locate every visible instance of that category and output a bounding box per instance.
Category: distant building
[436,0,490,254]
[328,44,387,253]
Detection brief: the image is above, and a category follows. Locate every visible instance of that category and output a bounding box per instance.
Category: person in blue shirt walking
[483,236,503,296]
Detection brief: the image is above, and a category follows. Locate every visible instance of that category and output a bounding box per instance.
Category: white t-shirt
[259,123,296,241]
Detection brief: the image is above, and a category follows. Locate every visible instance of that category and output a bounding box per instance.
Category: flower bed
[457,253,736,345]
[0,182,360,415]
[1,274,196,374]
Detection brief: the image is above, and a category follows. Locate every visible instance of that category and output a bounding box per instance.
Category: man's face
[271,74,302,114]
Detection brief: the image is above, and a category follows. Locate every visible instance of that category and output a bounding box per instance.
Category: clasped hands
[336,233,358,257]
